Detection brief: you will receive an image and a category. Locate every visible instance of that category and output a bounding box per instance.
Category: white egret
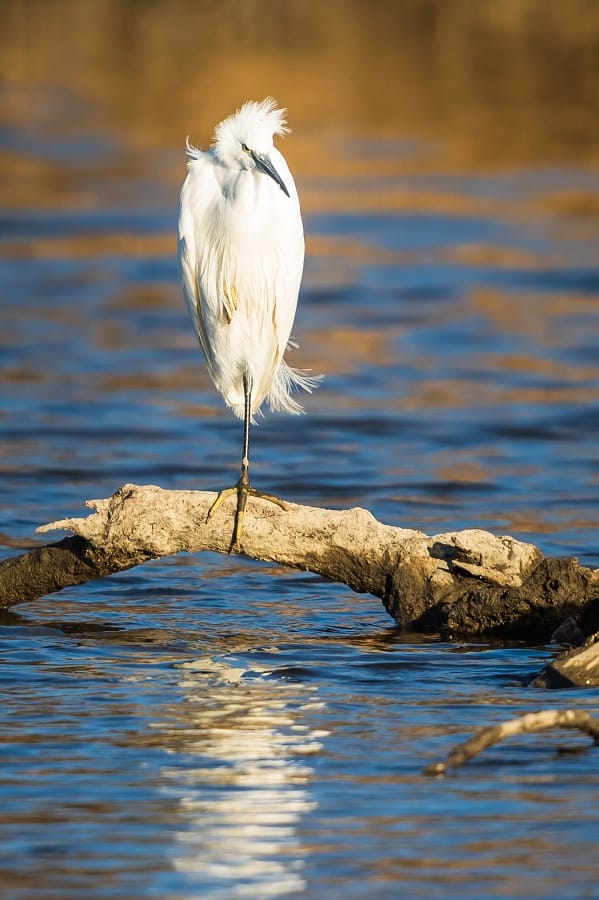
[178,98,318,548]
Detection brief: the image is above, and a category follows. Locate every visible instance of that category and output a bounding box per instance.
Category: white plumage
[177,98,317,547]
[178,97,314,419]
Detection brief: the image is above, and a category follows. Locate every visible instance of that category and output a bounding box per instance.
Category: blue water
[1,57,599,900]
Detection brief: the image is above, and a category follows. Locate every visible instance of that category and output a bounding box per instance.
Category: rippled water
[2,2,599,897]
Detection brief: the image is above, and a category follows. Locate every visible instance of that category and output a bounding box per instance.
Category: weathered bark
[0,484,597,644]
[423,709,599,775]
[0,536,116,606]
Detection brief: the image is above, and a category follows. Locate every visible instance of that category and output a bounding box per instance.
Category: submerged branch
[423,709,599,776]
[0,483,597,644]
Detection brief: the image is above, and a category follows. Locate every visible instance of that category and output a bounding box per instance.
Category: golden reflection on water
[1,1,597,517]
[1,8,598,892]
[2,0,599,189]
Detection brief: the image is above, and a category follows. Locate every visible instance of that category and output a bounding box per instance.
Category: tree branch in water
[0,484,597,646]
[423,709,599,776]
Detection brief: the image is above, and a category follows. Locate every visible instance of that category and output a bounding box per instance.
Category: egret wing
[177,159,218,369]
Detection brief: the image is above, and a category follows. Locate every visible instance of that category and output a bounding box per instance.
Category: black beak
[251,151,290,197]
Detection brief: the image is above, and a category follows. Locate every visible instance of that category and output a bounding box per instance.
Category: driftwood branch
[423,709,599,776]
[532,630,599,688]
[1,484,597,645]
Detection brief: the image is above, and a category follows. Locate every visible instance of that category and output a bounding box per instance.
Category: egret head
[213,98,291,196]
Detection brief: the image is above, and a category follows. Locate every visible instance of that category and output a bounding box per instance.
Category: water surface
[1,2,599,897]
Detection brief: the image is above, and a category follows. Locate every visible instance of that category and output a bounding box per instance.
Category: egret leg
[207,376,287,550]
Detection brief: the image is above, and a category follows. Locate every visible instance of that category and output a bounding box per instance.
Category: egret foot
[207,473,287,551]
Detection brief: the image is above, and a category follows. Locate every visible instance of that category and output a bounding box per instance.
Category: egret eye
[241,143,251,155]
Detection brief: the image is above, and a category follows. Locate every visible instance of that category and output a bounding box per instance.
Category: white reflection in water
[156,656,327,898]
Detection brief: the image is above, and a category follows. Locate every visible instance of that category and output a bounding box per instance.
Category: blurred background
[1,0,599,559]
[1,0,598,561]
[1,2,599,898]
